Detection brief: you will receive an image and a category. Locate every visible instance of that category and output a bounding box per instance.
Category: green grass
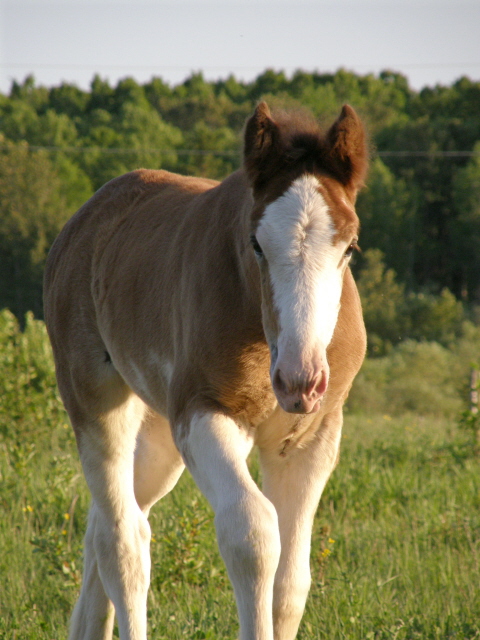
[306,414,480,639]
[1,309,479,638]
[1,411,479,639]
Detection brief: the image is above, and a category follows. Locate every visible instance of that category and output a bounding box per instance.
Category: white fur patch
[256,175,343,354]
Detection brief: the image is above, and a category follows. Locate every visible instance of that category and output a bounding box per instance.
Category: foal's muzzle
[272,362,329,414]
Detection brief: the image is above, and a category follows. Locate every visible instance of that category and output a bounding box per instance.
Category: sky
[0,0,479,95]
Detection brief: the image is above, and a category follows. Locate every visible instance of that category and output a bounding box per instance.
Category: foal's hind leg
[68,392,151,640]
[69,504,115,640]
[69,401,184,640]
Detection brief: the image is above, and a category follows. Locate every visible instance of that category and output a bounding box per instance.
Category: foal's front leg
[177,411,281,640]
[260,411,343,640]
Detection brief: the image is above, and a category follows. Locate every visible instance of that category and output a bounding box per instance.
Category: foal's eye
[344,242,358,259]
[250,235,263,257]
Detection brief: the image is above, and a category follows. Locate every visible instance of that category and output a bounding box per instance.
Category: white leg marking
[76,395,151,640]
[134,411,185,514]
[180,412,281,640]
[259,410,343,640]
[69,504,115,640]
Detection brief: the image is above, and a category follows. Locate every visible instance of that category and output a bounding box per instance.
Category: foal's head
[244,102,368,414]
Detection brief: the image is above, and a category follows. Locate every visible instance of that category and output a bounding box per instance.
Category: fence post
[470,368,478,415]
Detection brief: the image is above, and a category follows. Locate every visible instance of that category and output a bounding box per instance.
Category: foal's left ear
[243,102,281,191]
[326,105,368,198]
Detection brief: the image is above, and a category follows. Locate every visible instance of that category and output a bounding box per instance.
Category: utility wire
[2,144,479,158]
[2,62,479,71]
[20,145,240,157]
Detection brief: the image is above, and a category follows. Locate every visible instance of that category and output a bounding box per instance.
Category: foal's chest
[254,404,321,455]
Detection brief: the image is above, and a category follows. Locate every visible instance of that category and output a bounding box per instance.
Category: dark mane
[271,109,326,170]
[244,102,368,201]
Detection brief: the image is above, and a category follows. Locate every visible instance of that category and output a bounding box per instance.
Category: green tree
[215,74,249,105]
[356,158,417,286]
[54,155,93,214]
[79,102,183,190]
[402,288,464,344]
[356,248,406,355]
[9,74,49,112]
[179,121,240,179]
[88,75,116,113]
[356,249,465,356]
[49,82,89,120]
[164,73,234,131]
[0,137,68,319]
[29,109,79,148]
[452,141,480,299]
[376,77,480,298]
[249,69,289,101]
[144,77,173,113]
[0,99,39,141]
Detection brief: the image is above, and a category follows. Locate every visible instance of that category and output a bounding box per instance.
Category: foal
[44,102,368,640]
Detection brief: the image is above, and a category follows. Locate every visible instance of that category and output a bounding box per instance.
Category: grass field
[2,409,479,639]
[1,310,479,639]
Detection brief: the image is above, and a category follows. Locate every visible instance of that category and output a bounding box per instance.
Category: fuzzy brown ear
[243,102,281,191]
[326,105,368,198]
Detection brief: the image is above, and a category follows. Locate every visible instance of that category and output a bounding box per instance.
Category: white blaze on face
[256,175,343,369]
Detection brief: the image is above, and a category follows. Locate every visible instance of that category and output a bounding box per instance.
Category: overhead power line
[377,151,480,158]
[21,145,240,157]
[3,144,479,159]
[2,62,479,72]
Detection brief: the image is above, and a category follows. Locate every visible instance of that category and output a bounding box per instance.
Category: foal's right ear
[243,102,281,189]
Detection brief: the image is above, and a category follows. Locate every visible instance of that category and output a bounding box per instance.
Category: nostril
[316,370,328,397]
[306,370,328,398]
[305,375,319,397]
[273,368,288,395]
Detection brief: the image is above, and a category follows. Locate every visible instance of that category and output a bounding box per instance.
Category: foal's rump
[45,168,219,310]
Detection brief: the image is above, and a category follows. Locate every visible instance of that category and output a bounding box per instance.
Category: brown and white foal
[44,102,368,640]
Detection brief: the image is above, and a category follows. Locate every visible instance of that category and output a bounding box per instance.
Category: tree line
[1,69,479,355]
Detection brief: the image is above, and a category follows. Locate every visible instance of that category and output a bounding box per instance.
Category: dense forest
[1,68,480,356]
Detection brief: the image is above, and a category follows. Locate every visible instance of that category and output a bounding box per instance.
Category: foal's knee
[215,495,281,583]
